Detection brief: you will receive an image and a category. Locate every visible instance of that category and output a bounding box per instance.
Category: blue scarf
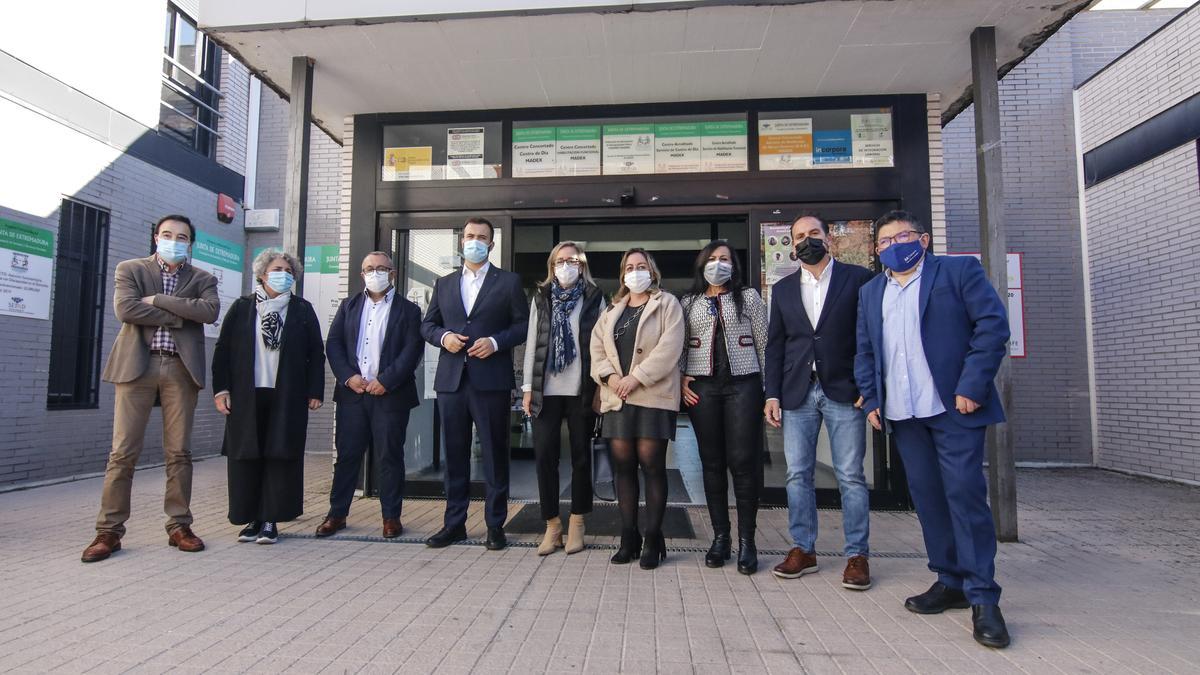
[548,280,585,374]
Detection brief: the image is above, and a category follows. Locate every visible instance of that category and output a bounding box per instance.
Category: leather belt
[149,349,178,357]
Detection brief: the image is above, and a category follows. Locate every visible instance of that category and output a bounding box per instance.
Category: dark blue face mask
[879,239,925,272]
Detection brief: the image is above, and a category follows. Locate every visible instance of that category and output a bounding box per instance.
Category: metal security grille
[46,200,110,410]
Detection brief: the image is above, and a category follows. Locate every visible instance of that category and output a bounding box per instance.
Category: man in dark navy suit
[763,214,876,590]
[420,217,529,550]
[855,210,1011,649]
[319,251,423,539]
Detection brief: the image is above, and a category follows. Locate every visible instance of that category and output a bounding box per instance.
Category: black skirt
[601,403,677,441]
[227,388,305,524]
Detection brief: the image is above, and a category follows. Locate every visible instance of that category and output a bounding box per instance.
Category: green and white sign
[193,231,243,339]
[555,125,601,176]
[602,124,655,175]
[700,120,749,172]
[654,123,703,173]
[512,127,558,178]
[304,245,342,339]
[0,218,54,320]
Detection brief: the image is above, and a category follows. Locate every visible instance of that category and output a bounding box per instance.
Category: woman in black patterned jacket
[680,240,769,574]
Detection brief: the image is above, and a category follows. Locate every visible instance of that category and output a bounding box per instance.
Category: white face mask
[364,271,391,293]
[623,270,652,294]
[703,260,733,286]
[554,263,580,287]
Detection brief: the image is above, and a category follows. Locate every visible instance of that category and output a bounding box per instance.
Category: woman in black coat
[212,248,325,544]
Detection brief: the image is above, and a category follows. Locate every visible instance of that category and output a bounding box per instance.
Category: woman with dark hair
[590,248,685,570]
[521,241,607,556]
[212,248,325,544]
[680,240,768,574]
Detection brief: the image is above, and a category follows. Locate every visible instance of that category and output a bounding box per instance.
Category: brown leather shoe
[842,554,872,590]
[167,526,205,552]
[772,547,819,579]
[81,533,121,563]
[382,517,403,539]
[315,517,347,537]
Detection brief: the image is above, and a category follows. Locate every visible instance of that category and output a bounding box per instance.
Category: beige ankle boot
[537,518,563,556]
[565,514,586,554]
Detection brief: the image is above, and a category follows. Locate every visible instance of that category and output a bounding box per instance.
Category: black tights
[610,438,668,537]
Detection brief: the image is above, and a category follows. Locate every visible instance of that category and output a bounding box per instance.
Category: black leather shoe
[425,525,467,548]
[610,529,642,564]
[484,527,507,551]
[736,537,758,575]
[639,533,666,570]
[904,582,971,614]
[972,604,1011,648]
[705,533,732,568]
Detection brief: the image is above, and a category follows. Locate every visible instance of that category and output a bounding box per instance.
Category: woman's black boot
[610,529,642,565]
[640,532,667,570]
[736,537,758,575]
[705,533,732,568]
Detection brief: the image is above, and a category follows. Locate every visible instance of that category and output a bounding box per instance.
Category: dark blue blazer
[420,265,529,393]
[326,291,424,410]
[765,261,875,408]
[854,253,1009,429]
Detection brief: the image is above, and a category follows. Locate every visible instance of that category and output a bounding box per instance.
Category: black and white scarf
[255,285,288,351]
[548,280,584,374]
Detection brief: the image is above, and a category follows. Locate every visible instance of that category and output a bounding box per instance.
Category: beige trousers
[95,354,200,536]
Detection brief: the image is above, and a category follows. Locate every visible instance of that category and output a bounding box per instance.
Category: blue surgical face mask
[879,239,925,273]
[462,239,489,265]
[266,271,294,294]
[156,238,189,264]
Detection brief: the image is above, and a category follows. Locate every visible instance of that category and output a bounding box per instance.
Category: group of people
[79,209,1012,649]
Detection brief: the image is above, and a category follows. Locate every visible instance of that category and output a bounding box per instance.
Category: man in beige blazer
[82,215,219,563]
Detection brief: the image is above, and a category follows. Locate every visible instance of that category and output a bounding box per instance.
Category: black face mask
[793,237,827,265]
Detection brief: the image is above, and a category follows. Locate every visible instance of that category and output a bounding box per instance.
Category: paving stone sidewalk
[1,454,1198,674]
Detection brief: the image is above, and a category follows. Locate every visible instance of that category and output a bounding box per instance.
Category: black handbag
[591,415,616,502]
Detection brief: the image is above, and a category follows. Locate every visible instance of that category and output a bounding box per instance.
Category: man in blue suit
[855,210,1011,649]
[319,251,423,539]
[420,217,529,550]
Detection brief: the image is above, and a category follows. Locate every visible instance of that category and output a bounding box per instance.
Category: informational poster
[760,221,799,313]
[0,218,54,320]
[382,146,433,181]
[192,231,243,339]
[758,118,813,170]
[512,127,558,178]
[555,125,602,176]
[813,130,853,166]
[654,123,703,173]
[700,121,748,172]
[851,113,894,167]
[446,127,485,179]
[948,252,1027,358]
[602,124,655,175]
[302,245,342,339]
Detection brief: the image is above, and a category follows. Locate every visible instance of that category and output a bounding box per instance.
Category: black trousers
[227,388,304,524]
[685,372,764,537]
[329,394,412,520]
[533,395,594,520]
[438,371,511,529]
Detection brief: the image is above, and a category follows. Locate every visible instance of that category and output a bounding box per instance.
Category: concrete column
[283,56,313,294]
[970,26,1018,542]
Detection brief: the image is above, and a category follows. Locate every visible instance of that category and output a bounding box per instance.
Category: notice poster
[851,113,894,167]
[700,120,748,172]
[813,130,853,166]
[653,123,702,173]
[555,125,601,176]
[192,231,243,339]
[760,221,799,313]
[0,218,54,320]
[511,127,557,178]
[446,127,485,179]
[948,253,1027,358]
[382,146,433,181]
[302,245,342,339]
[758,118,813,170]
[602,124,655,175]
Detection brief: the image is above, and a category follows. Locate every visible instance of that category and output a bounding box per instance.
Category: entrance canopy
[199,0,1089,142]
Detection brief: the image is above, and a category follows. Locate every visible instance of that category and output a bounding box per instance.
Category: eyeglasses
[876,230,922,251]
[362,266,393,274]
[554,259,581,268]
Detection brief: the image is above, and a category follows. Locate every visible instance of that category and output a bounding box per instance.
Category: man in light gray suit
[82,215,219,563]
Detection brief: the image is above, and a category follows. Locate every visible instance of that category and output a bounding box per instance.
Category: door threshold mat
[504,501,695,539]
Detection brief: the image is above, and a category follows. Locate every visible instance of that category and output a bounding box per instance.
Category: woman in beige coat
[590,248,685,569]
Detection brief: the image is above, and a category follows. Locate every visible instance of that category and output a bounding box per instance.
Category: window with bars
[160,3,222,156]
[47,200,110,410]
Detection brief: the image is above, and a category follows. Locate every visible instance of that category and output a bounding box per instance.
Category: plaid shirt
[151,256,181,353]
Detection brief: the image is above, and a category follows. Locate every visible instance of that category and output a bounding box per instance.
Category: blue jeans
[782,380,870,557]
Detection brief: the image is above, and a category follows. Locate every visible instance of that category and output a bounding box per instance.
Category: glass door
[377,214,511,497]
